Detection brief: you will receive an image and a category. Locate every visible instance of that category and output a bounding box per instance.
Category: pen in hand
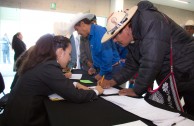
[100,75,105,85]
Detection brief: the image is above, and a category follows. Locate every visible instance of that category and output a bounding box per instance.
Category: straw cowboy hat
[101,6,138,43]
[67,13,95,34]
[185,20,194,26]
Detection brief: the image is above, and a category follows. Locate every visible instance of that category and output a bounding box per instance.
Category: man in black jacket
[184,20,194,37]
[100,1,194,116]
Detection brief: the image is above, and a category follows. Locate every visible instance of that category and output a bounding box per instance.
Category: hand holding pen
[94,75,104,95]
[98,77,117,89]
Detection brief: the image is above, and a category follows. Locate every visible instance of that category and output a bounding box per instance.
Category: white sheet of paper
[70,74,82,80]
[113,120,147,126]
[103,87,119,95]
[102,96,185,126]
[176,118,194,126]
[88,87,119,95]
[48,93,64,101]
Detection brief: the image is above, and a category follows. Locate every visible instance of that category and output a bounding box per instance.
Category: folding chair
[0,72,9,113]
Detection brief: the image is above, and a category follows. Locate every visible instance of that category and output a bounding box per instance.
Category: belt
[112,62,119,67]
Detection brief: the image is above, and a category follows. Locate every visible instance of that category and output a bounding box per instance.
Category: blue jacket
[89,24,120,76]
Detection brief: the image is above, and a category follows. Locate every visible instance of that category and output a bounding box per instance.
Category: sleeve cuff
[93,89,99,95]
[73,82,77,87]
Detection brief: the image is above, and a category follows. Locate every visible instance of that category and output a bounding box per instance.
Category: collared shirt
[89,24,120,76]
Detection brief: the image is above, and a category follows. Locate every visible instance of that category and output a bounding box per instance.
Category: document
[70,74,82,80]
[113,120,147,126]
[103,87,119,95]
[176,118,194,126]
[48,93,64,101]
[88,86,119,95]
[102,96,186,126]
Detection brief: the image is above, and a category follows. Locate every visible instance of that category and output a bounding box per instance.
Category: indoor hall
[0,0,194,126]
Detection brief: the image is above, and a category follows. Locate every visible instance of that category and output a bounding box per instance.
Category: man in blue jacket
[68,13,120,81]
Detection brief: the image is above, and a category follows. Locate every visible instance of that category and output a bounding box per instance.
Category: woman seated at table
[3,34,103,126]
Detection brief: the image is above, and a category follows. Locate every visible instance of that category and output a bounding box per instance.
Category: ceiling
[148,0,194,11]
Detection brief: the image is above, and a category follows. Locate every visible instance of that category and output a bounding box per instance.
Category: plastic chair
[0,72,9,113]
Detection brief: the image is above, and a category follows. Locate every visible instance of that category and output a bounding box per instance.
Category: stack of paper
[70,74,82,79]
[103,87,119,95]
[101,96,192,126]
[88,86,119,95]
[113,120,147,126]
[48,93,64,101]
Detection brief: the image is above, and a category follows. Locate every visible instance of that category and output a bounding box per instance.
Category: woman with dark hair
[12,32,26,71]
[3,34,103,126]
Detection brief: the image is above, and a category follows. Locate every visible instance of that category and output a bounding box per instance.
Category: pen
[100,75,105,84]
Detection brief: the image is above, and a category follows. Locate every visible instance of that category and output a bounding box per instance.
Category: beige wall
[155,4,194,26]
[0,0,194,24]
[124,0,194,26]
[0,0,110,17]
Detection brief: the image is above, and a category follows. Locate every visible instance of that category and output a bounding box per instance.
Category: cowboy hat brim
[101,6,138,43]
[67,13,94,34]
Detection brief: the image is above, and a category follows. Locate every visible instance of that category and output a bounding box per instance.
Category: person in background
[12,32,26,71]
[1,33,11,64]
[184,20,194,37]
[3,34,103,126]
[68,13,121,81]
[79,15,97,72]
[62,33,78,79]
[100,1,194,116]
[67,34,77,69]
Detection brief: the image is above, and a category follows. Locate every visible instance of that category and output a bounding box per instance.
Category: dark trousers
[182,91,194,116]
[2,50,10,63]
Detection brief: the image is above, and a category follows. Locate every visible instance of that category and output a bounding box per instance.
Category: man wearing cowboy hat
[79,15,97,72]
[68,13,121,81]
[184,20,194,37]
[100,1,194,116]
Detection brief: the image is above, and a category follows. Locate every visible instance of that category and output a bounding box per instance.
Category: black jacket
[12,37,26,61]
[3,60,98,126]
[113,1,194,95]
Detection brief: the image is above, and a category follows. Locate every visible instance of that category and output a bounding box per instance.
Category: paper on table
[70,74,82,80]
[102,96,185,126]
[88,86,119,95]
[48,93,64,101]
[103,87,119,95]
[80,80,93,83]
[176,118,194,126]
[113,120,147,126]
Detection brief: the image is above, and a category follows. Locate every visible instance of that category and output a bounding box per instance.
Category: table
[45,97,155,126]
[44,69,194,126]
